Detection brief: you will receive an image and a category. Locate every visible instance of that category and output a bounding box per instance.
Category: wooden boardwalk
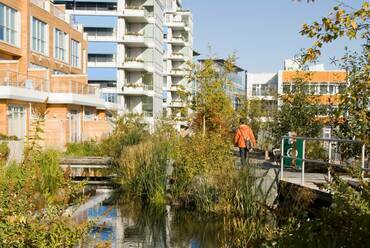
[60,157,113,185]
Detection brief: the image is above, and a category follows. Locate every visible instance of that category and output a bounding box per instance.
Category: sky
[183,0,363,72]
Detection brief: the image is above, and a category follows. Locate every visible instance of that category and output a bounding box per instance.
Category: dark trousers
[239,147,248,166]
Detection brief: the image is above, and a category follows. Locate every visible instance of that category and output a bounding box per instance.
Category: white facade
[164,0,193,122]
[246,72,278,101]
[58,0,194,128]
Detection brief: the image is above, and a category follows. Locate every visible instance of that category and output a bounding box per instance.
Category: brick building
[0,0,117,149]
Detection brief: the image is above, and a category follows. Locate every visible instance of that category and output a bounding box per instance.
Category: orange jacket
[234,124,256,148]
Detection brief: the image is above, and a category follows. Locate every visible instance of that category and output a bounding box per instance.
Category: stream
[74,189,227,248]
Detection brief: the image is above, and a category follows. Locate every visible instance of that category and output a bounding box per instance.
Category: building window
[71,39,80,68]
[54,29,68,62]
[142,96,153,117]
[84,27,114,39]
[102,93,117,103]
[88,54,115,63]
[61,2,117,11]
[53,70,66,75]
[0,4,18,46]
[84,108,95,121]
[31,17,47,55]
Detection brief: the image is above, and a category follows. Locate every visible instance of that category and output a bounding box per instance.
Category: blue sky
[183,0,363,72]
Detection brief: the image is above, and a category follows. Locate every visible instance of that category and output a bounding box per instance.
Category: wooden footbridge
[60,157,114,185]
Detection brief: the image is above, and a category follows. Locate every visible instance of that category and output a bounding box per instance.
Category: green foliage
[274,2,370,247]
[300,1,369,63]
[0,143,9,163]
[332,49,370,154]
[65,141,105,157]
[171,134,235,212]
[0,102,88,246]
[272,79,324,143]
[102,115,148,159]
[188,56,236,134]
[0,152,88,247]
[0,134,19,141]
[114,124,175,205]
[274,170,370,247]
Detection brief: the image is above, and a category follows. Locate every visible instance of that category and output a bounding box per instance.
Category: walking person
[234,118,256,166]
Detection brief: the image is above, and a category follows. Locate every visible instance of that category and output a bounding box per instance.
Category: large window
[71,39,80,68]
[0,4,18,46]
[88,54,115,63]
[32,17,47,55]
[84,27,114,39]
[102,93,117,103]
[252,84,270,96]
[61,2,117,11]
[54,29,68,62]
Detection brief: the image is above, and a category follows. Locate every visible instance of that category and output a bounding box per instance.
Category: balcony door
[69,110,81,143]
[7,105,26,140]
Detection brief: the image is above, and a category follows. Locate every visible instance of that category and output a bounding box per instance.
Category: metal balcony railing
[0,70,48,91]
[0,70,98,96]
[31,0,47,10]
[53,5,67,22]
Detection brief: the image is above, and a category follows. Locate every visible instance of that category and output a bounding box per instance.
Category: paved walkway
[239,153,367,193]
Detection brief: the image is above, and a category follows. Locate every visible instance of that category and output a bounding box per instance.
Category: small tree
[272,77,324,143]
[188,56,235,136]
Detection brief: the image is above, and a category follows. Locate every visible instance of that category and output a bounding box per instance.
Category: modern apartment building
[55,0,194,129]
[163,0,193,120]
[198,59,246,110]
[0,0,115,148]
[246,59,347,137]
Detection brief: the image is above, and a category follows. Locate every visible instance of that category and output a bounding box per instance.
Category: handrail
[281,136,363,144]
[280,136,367,185]
[0,70,98,96]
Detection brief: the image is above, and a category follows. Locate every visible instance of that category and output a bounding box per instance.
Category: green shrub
[0,133,18,141]
[0,142,9,163]
[0,150,88,247]
[101,115,148,159]
[65,141,105,157]
[115,124,175,205]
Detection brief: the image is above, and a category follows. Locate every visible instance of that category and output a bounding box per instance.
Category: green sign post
[283,137,304,169]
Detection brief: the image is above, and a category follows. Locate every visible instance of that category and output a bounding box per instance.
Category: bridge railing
[280,136,367,186]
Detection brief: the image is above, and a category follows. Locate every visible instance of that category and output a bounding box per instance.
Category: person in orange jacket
[234,118,257,166]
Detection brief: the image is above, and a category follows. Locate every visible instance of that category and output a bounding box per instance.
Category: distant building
[246,59,347,137]
[54,0,195,129]
[0,0,115,148]
[164,0,194,121]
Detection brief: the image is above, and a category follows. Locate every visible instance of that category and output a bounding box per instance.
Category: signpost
[282,132,304,169]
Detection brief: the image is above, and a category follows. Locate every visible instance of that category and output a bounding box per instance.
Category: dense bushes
[0,150,88,247]
[65,141,105,157]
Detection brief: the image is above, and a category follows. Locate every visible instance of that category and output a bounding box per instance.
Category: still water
[74,190,227,248]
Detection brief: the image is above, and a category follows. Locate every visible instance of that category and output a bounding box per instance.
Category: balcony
[122,6,149,22]
[31,0,48,10]
[169,52,185,61]
[121,57,146,71]
[122,32,147,47]
[31,1,70,24]
[0,70,104,108]
[122,82,153,96]
[168,36,187,46]
[169,100,186,108]
[169,68,188,76]
[169,84,185,92]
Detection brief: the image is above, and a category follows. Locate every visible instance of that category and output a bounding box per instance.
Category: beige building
[0,0,116,149]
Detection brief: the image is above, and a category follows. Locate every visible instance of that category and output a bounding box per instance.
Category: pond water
[74,190,228,248]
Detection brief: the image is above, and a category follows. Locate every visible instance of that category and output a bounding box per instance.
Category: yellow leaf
[351,20,358,29]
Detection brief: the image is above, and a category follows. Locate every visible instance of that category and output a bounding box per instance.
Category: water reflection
[74,191,225,248]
